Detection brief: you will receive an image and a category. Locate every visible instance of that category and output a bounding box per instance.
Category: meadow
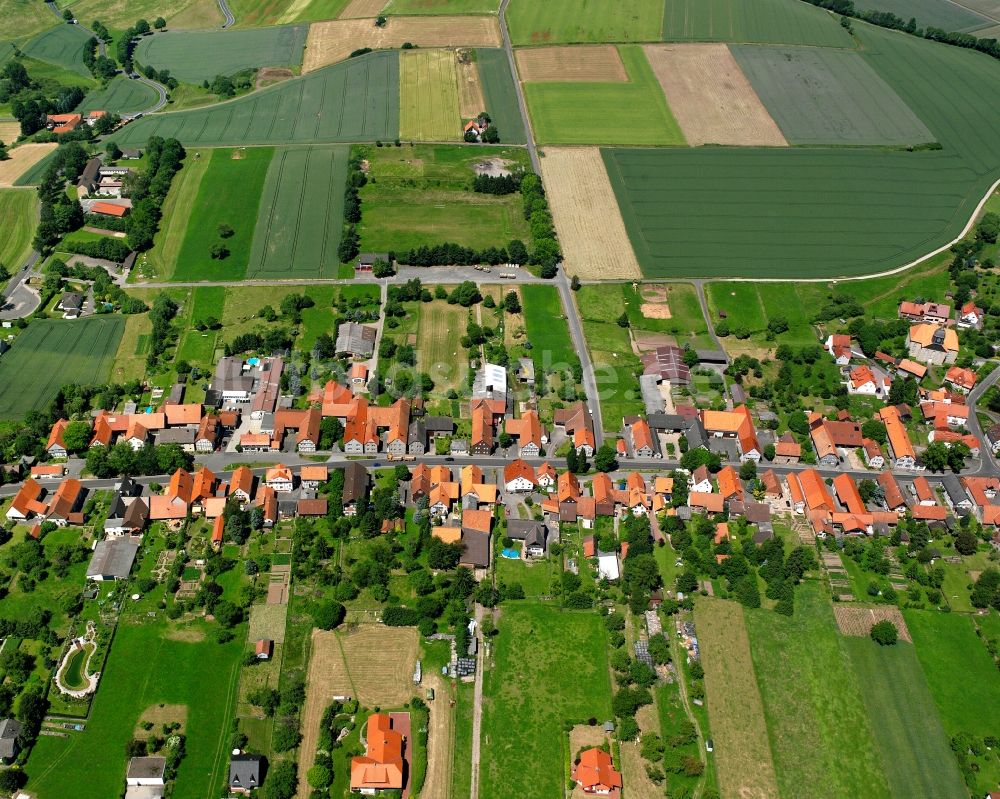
[0,317,124,420]
[507,0,664,45]
[21,24,93,77]
[399,49,461,141]
[54,0,217,29]
[172,147,273,281]
[523,45,684,146]
[134,25,308,84]
[142,150,212,280]
[520,284,576,369]
[77,76,159,116]
[246,145,348,279]
[661,0,854,46]
[475,48,526,144]
[744,583,891,799]
[226,0,348,26]
[479,603,612,799]
[415,299,469,396]
[0,0,58,38]
[110,50,399,147]
[0,189,37,275]
[843,637,967,799]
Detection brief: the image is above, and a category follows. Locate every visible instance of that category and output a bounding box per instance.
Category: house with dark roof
[0,718,22,762]
[506,519,548,557]
[335,322,377,357]
[57,291,85,317]
[87,536,140,581]
[343,461,370,516]
[229,753,264,794]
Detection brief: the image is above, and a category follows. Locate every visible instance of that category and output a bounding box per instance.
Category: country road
[217,0,235,27]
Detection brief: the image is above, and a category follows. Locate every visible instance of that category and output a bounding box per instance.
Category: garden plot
[515,45,627,81]
[834,605,912,642]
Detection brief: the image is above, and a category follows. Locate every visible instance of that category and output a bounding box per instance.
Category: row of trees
[338,152,367,262]
[82,36,118,81]
[126,136,185,251]
[32,142,89,252]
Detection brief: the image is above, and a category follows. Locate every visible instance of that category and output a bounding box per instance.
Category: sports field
[858,0,996,32]
[77,77,159,116]
[475,48,526,144]
[172,147,273,281]
[661,0,854,47]
[745,583,891,799]
[0,317,124,420]
[480,604,612,799]
[843,638,966,799]
[523,45,684,145]
[246,145,348,278]
[21,24,93,77]
[110,50,399,147]
[507,0,664,44]
[134,25,308,84]
[0,189,37,275]
[732,46,933,145]
[399,49,461,141]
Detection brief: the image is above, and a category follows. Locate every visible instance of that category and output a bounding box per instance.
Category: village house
[505,410,545,457]
[573,748,622,796]
[46,419,69,458]
[230,466,255,504]
[773,433,801,464]
[343,462,370,516]
[944,365,977,392]
[689,465,712,494]
[148,468,193,521]
[898,300,951,324]
[87,536,140,581]
[879,405,918,470]
[896,358,928,381]
[862,438,885,469]
[824,333,853,365]
[503,459,536,493]
[847,364,890,397]
[553,401,596,457]
[350,713,406,794]
[335,321,377,358]
[265,465,294,493]
[957,300,984,329]
[507,519,548,557]
[700,406,761,462]
[229,754,264,795]
[906,324,959,365]
[57,291,84,318]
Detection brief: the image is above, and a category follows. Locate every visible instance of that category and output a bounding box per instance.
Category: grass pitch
[0,189,37,276]
[399,49,462,141]
[77,76,159,116]
[0,317,124,420]
[662,0,854,46]
[507,0,664,45]
[21,24,93,77]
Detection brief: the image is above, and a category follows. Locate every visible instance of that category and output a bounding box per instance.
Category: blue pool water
[501,548,519,559]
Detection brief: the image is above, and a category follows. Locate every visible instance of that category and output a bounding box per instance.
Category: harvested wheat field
[643,43,786,147]
[339,0,388,17]
[516,44,627,82]
[303,16,501,71]
[834,605,912,642]
[539,147,640,279]
[0,121,21,146]
[0,143,57,187]
[457,50,485,118]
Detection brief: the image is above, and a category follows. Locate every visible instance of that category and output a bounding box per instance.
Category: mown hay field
[416,299,469,396]
[507,0,663,45]
[661,0,854,47]
[456,51,485,118]
[0,143,57,187]
[524,45,684,145]
[134,25,308,84]
[110,50,399,146]
[22,24,93,77]
[339,0,387,17]
[77,76,159,116]
[475,48,526,144]
[399,49,462,141]
[515,44,627,82]
[694,598,779,799]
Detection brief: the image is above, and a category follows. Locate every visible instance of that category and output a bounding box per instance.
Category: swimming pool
[501,548,519,559]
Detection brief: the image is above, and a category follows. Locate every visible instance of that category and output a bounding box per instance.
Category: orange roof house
[48,112,82,133]
[163,403,203,426]
[897,359,928,379]
[211,515,224,547]
[503,459,536,488]
[688,492,725,514]
[230,466,254,501]
[167,468,193,504]
[90,201,128,217]
[433,524,462,545]
[5,479,48,521]
[879,405,916,465]
[714,523,730,545]
[716,466,744,502]
[350,713,405,792]
[573,748,622,795]
[506,410,544,455]
[833,474,866,515]
[774,434,801,460]
[471,400,494,454]
[558,471,581,503]
[90,414,113,447]
[191,467,216,502]
[798,469,834,512]
[47,419,69,454]
[945,366,977,392]
[462,508,493,535]
[319,379,355,417]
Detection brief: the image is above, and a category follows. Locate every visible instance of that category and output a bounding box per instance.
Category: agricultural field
[731,46,933,145]
[661,0,854,47]
[857,0,997,32]
[302,16,501,72]
[0,0,58,38]
[744,583,891,799]
[480,604,612,799]
[26,619,243,799]
[694,598,779,799]
[385,0,499,13]
[455,49,484,118]
[843,637,967,799]
[507,0,664,45]
[4,143,59,187]
[172,147,273,281]
[55,0,217,29]
[246,144,348,279]
[642,43,786,146]
[0,189,37,274]
[109,50,399,147]
[357,143,531,253]
[77,76,159,116]
[226,0,348,26]
[339,0,389,18]
[523,45,684,145]
[0,317,124,420]
[516,44,628,81]
[21,24,92,77]
[475,48,526,144]
[399,49,461,141]
[134,25,308,84]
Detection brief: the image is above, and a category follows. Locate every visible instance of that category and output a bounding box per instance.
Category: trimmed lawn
[520,283,574,367]
[496,553,555,597]
[0,189,37,276]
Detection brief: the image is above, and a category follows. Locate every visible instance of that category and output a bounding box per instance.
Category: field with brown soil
[303,16,501,71]
[256,67,295,88]
[457,50,485,117]
[339,0,387,16]
[643,43,787,147]
[538,147,641,279]
[834,605,912,642]
[0,121,21,145]
[0,143,57,187]
[516,44,627,82]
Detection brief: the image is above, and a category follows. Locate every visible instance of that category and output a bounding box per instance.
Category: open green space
[844,637,966,799]
[520,283,575,367]
[661,0,855,46]
[475,48,526,145]
[386,0,499,12]
[0,0,58,39]
[0,189,38,275]
[227,0,348,26]
[110,50,399,147]
[357,143,530,253]
[480,603,612,799]
[732,45,933,145]
[21,24,92,77]
[857,0,996,32]
[507,0,663,45]
[172,146,273,281]
[13,146,61,186]
[26,619,243,799]
[246,144,348,279]
[744,583,891,799]
[78,76,159,116]
[523,45,684,146]
[0,316,124,420]
[496,552,554,597]
[134,25,308,84]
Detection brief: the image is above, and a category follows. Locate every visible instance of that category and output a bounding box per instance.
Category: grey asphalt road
[965,364,1000,475]
[217,0,235,27]
[0,252,42,320]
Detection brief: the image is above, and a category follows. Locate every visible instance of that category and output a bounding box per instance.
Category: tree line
[125,135,185,251]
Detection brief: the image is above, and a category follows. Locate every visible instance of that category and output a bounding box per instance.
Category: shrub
[870,619,898,646]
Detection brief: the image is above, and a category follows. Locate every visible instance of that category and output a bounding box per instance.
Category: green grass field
[0,0,58,38]
[172,147,273,281]
[744,583,891,799]
[480,603,612,799]
[843,637,966,799]
[357,143,530,253]
[520,283,576,368]
[475,48,526,145]
[661,0,855,46]
[246,145,348,279]
[77,76,159,116]
[110,50,399,147]
[387,0,498,11]
[21,54,96,89]
[507,0,664,44]
[21,24,93,77]
[26,619,243,799]
[399,49,461,141]
[524,45,684,145]
[134,25,308,84]
[732,46,933,145]
[857,0,996,32]
[0,317,124,420]
[227,0,348,26]
[0,189,37,275]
